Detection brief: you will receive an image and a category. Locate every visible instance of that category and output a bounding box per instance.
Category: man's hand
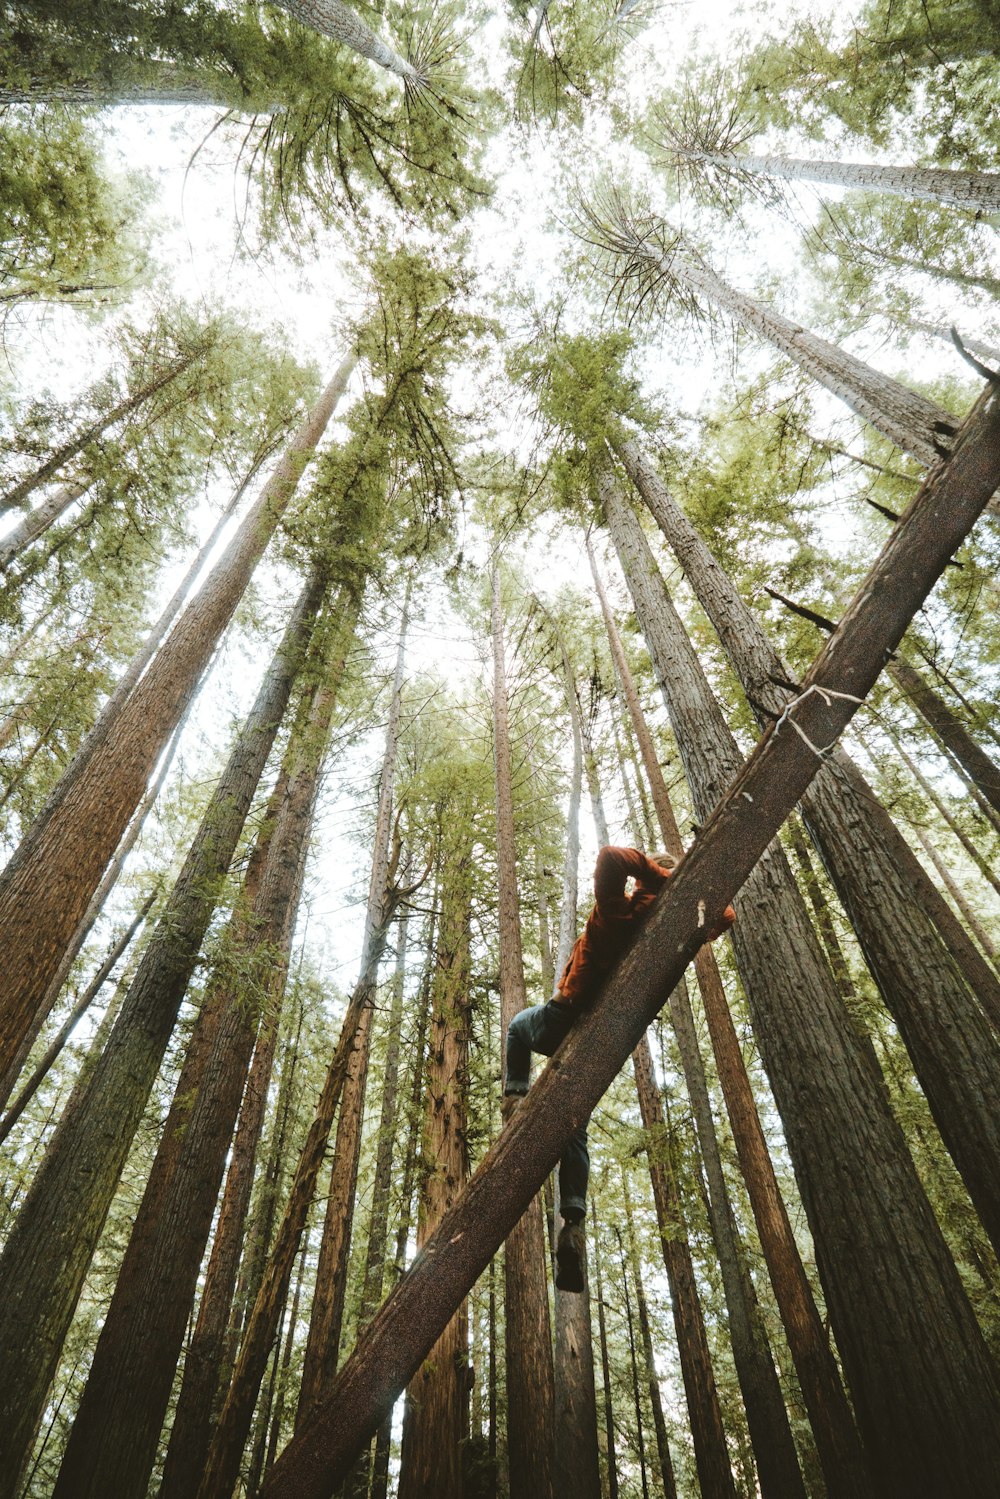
[706,904,736,942]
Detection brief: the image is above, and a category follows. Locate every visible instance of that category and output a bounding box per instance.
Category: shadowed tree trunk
[887,652,1000,818]
[491,563,557,1499]
[592,1203,620,1499]
[50,590,360,1499]
[0,574,327,1498]
[632,1032,738,1497]
[295,589,410,1430]
[616,439,1000,1240]
[598,454,1000,1496]
[587,530,871,1495]
[0,353,357,1072]
[621,1173,677,1499]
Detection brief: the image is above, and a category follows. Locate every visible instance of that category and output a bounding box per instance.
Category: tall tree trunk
[621,1173,677,1499]
[398,822,473,1499]
[549,720,601,1499]
[632,1033,738,1498]
[0,345,203,514]
[195,842,409,1499]
[490,563,557,1499]
[598,458,1000,1496]
[0,575,326,1497]
[616,438,1000,1239]
[888,652,1000,818]
[296,588,410,1428]
[592,1203,620,1499]
[587,529,871,1495]
[50,591,359,1499]
[910,321,1000,367]
[616,1224,651,1499]
[0,353,357,1071]
[683,148,1000,213]
[885,726,1000,900]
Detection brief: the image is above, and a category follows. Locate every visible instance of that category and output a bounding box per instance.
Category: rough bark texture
[589,526,872,1496]
[618,436,1000,1247]
[397,826,473,1499]
[600,452,1000,1497]
[592,1203,620,1499]
[632,1034,738,1498]
[274,0,419,79]
[256,381,1000,1499]
[0,354,356,1072]
[0,577,325,1498]
[491,565,557,1499]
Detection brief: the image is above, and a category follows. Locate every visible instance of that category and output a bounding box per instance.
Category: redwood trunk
[0,354,356,1070]
[0,577,326,1497]
[491,564,557,1499]
[888,652,1000,818]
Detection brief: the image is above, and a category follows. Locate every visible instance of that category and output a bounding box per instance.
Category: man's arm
[593,846,669,918]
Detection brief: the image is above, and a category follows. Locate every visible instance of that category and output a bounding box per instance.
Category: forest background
[0,0,999,1497]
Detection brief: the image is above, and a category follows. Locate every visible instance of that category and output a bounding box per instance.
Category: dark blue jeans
[505,999,589,1220]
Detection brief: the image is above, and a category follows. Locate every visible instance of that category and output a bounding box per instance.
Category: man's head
[649,851,678,871]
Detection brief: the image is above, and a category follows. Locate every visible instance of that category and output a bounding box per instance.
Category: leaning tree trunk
[491,563,557,1499]
[0,574,327,1499]
[238,380,1000,1499]
[49,590,360,1499]
[598,456,1000,1496]
[0,352,356,1073]
[587,530,872,1495]
[683,148,1000,214]
[616,436,1000,1246]
[397,821,474,1499]
[0,345,203,514]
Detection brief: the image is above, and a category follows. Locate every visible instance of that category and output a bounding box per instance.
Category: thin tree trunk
[616,1224,651,1499]
[0,346,202,514]
[491,563,557,1499]
[296,589,410,1428]
[195,851,409,1499]
[592,1202,620,1499]
[888,652,1000,819]
[51,591,358,1499]
[255,381,1000,1499]
[887,728,1000,901]
[911,321,1000,368]
[618,438,1000,1233]
[910,820,998,962]
[0,886,158,1146]
[0,476,92,568]
[0,352,356,1072]
[587,527,871,1495]
[632,1033,738,1498]
[621,1174,677,1499]
[0,577,326,1498]
[397,821,473,1499]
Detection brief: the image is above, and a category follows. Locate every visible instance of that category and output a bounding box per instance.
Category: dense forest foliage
[0,1,999,1496]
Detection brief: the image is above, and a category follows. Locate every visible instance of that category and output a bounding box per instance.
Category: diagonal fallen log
[260,378,1000,1499]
